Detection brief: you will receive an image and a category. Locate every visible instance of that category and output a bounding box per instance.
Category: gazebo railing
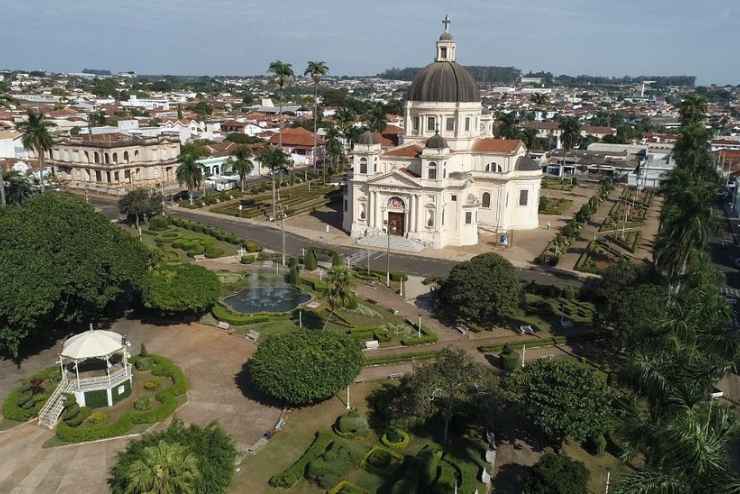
[72,364,132,392]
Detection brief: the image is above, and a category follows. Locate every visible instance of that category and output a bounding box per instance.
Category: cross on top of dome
[442,15,451,32]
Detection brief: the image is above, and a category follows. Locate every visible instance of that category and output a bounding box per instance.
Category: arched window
[94,152,100,164]
[426,208,435,228]
[497,164,503,173]
[112,152,118,163]
[123,151,129,163]
[428,162,437,180]
[104,153,110,164]
[360,157,367,174]
[485,163,492,172]
[360,203,367,220]
[482,192,491,208]
[84,151,90,162]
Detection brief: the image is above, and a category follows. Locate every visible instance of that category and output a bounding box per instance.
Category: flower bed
[2,367,61,422]
[55,354,187,443]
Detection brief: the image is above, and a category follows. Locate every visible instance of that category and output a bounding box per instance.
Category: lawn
[561,440,628,494]
[539,196,574,216]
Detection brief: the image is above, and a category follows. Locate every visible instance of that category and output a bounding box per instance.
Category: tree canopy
[503,359,617,445]
[109,419,237,494]
[140,264,220,314]
[435,253,521,325]
[248,330,363,405]
[522,453,589,494]
[0,193,149,357]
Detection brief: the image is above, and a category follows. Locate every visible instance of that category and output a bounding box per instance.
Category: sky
[2,0,738,85]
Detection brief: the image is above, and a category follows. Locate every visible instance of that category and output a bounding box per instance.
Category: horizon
[2,0,738,85]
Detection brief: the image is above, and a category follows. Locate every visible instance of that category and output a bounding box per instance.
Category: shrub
[400,332,439,346]
[65,407,91,427]
[249,331,363,406]
[204,244,225,259]
[141,263,220,314]
[522,453,589,494]
[336,410,370,437]
[84,411,108,426]
[304,249,318,271]
[240,255,254,264]
[501,351,521,371]
[243,240,262,252]
[331,252,344,268]
[587,433,607,456]
[134,397,152,411]
[306,441,363,489]
[1,367,60,421]
[148,215,170,231]
[418,446,443,486]
[286,265,299,285]
[381,428,410,449]
[134,356,153,371]
[269,432,334,488]
[144,380,160,391]
[212,304,272,326]
[139,343,148,357]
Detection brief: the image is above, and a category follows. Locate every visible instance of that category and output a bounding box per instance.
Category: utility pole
[280,206,286,267]
[382,206,390,287]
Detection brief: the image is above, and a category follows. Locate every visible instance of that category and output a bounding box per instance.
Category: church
[342,19,542,249]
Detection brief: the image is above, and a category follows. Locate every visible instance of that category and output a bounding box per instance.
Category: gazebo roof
[61,329,125,360]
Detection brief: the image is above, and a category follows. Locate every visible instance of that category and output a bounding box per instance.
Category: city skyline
[2,0,738,84]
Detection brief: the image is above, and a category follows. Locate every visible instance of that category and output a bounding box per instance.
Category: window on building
[465,117,471,131]
[114,171,119,182]
[413,116,420,134]
[482,192,491,208]
[360,158,367,174]
[113,152,118,163]
[446,117,454,132]
[94,152,99,164]
[465,211,472,224]
[344,199,348,212]
[124,170,130,180]
[95,170,102,182]
[440,47,447,59]
[428,162,437,180]
[519,189,529,206]
[450,194,457,202]
[360,203,366,220]
[104,153,110,164]
[441,208,445,225]
[124,151,129,162]
[427,116,436,132]
[426,209,434,228]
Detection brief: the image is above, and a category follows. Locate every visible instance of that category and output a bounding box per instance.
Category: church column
[408,196,415,234]
[367,191,373,228]
[415,195,421,232]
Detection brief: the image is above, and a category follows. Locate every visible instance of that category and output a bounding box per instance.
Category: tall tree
[229,146,254,192]
[325,125,344,174]
[402,348,483,445]
[267,60,294,151]
[304,61,329,183]
[122,440,200,494]
[118,188,163,235]
[17,110,55,194]
[559,116,581,151]
[260,146,289,220]
[496,112,519,139]
[2,170,33,205]
[176,154,204,205]
[326,267,353,313]
[366,103,387,134]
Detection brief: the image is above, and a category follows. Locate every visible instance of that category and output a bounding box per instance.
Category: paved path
[0,321,281,493]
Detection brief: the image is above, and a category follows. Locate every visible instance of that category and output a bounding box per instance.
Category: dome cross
[442,15,451,32]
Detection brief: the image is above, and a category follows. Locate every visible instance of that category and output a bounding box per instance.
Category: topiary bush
[335,410,370,437]
[143,380,160,391]
[243,240,262,252]
[269,432,334,488]
[248,331,363,406]
[204,244,225,259]
[381,428,411,450]
[240,255,254,264]
[148,215,170,231]
[134,397,152,411]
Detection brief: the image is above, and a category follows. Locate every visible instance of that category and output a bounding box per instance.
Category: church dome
[439,31,454,41]
[425,133,449,149]
[407,62,480,103]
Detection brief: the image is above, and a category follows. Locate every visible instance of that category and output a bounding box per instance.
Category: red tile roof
[472,138,523,154]
[269,127,323,147]
[583,125,616,135]
[382,144,422,158]
[381,124,403,135]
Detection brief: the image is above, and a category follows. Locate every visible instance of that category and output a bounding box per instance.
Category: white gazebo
[58,328,133,408]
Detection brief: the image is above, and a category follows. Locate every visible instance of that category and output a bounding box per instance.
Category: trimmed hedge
[55,354,187,443]
[381,428,411,450]
[400,333,438,346]
[269,431,334,488]
[211,304,274,326]
[365,351,440,367]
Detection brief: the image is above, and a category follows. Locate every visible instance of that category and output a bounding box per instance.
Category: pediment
[366,169,422,188]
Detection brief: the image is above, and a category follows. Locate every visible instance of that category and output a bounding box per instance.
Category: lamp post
[381,206,390,288]
[279,205,287,267]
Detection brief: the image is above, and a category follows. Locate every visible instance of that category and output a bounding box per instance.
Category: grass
[539,196,574,216]
[561,440,628,494]
[0,417,24,431]
[142,226,239,260]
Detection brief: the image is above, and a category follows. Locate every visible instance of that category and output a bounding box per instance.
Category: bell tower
[435,15,456,62]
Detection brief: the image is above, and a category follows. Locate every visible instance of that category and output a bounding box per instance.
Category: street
[88,196,582,287]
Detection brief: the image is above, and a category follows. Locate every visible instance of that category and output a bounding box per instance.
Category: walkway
[558,189,619,271]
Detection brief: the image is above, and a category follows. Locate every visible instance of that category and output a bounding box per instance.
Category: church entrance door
[388,212,405,236]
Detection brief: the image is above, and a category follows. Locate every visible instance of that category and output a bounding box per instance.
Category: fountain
[222,272,311,314]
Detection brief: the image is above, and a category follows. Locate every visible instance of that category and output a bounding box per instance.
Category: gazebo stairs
[38,380,73,429]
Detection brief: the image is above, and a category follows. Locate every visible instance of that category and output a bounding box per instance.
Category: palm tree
[230,146,254,192]
[2,171,32,205]
[335,107,355,152]
[326,267,353,313]
[260,146,290,220]
[616,404,740,494]
[123,440,200,494]
[268,61,295,151]
[176,154,204,205]
[366,103,387,134]
[17,111,55,193]
[325,126,344,175]
[304,61,329,182]
[558,116,581,181]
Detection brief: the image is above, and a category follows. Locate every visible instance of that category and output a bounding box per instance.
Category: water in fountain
[223,271,311,314]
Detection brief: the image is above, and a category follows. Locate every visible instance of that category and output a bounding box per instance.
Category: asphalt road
[89,196,582,288]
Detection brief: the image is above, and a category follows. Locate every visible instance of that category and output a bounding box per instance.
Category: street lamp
[279,205,287,267]
[381,206,390,287]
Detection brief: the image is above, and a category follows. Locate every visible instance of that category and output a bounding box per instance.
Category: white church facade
[342,22,542,249]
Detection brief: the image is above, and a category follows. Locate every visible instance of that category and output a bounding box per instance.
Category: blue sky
[2,0,738,84]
